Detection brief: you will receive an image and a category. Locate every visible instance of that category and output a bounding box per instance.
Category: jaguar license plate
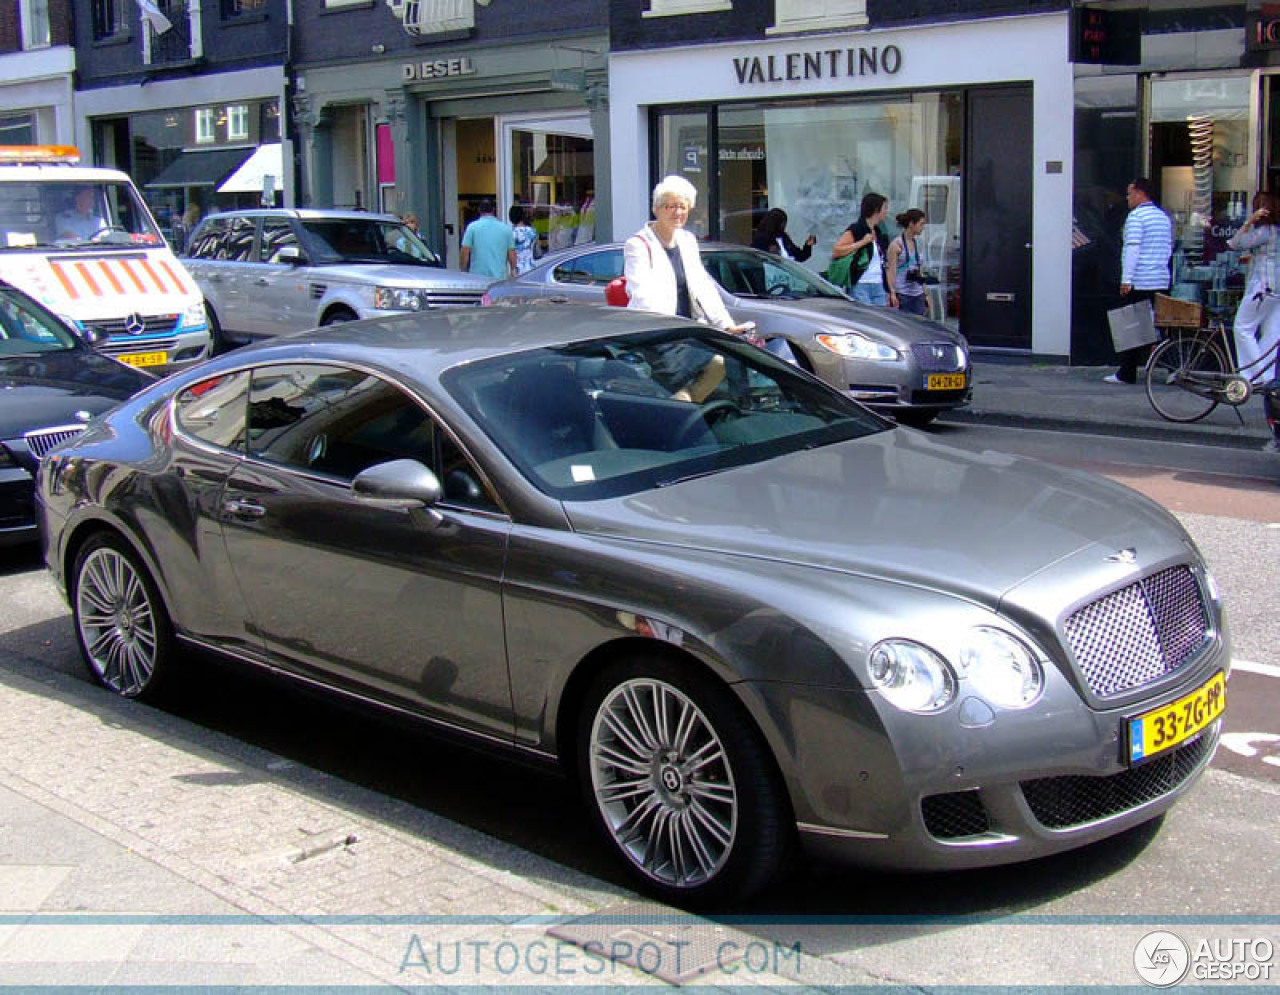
[116,351,168,368]
[1127,671,1226,765]
[925,373,966,391]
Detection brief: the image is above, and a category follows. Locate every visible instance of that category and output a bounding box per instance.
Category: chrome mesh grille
[910,342,965,372]
[1063,566,1210,698]
[24,425,85,458]
[98,337,177,357]
[1021,731,1213,829]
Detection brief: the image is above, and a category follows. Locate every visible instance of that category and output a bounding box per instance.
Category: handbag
[1107,299,1159,352]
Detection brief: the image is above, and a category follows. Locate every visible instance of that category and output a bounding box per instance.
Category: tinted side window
[174,371,250,450]
[259,219,300,263]
[247,364,435,481]
[437,431,499,513]
[553,250,623,286]
[187,219,228,259]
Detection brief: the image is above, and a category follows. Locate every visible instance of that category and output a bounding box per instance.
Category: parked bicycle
[1144,292,1280,423]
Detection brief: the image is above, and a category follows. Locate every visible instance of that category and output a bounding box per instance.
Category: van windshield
[0,179,164,251]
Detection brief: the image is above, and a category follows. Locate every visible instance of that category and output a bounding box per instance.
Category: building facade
[293,0,608,265]
[72,0,289,247]
[1,0,76,146]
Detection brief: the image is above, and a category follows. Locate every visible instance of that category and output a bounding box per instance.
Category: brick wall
[0,0,74,53]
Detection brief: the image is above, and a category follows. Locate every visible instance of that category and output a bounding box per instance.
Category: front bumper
[742,642,1227,873]
[0,461,37,547]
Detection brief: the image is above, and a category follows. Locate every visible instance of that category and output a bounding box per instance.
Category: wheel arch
[60,514,178,627]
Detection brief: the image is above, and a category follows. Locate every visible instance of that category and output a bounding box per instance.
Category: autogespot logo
[1135,930,1191,987]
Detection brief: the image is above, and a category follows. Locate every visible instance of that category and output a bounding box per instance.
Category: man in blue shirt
[1106,178,1173,384]
[460,201,515,280]
[56,187,107,242]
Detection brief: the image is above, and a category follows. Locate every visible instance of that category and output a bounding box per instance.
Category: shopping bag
[1107,300,1159,352]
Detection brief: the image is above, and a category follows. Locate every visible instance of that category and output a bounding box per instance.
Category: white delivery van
[0,146,210,371]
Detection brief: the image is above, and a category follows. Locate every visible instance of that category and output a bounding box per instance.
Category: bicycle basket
[1154,294,1202,328]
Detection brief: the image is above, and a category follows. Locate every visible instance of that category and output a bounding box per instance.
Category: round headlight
[868,639,956,713]
[958,627,1044,709]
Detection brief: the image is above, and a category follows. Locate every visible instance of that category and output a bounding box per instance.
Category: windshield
[703,249,849,301]
[444,328,888,500]
[299,219,443,267]
[0,179,164,250]
[0,288,78,355]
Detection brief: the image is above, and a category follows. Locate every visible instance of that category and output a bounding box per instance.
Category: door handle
[206,273,222,282]
[255,277,270,286]
[986,292,1016,303]
[548,295,569,303]
[223,498,266,519]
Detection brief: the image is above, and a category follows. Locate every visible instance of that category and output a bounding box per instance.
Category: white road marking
[1234,659,1280,679]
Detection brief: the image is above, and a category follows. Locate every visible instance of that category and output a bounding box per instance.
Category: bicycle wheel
[1145,335,1228,423]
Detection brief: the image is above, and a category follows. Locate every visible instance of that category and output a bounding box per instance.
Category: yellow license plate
[117,351,168,368]
[1128,671,1226,765]
[926,373,966,391]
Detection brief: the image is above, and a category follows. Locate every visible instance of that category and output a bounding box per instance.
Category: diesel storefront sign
[401,57,477,82]
[732,45,902,85]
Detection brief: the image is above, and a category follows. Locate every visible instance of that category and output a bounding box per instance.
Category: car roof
[197,208,403,224]
[197,304,695,384]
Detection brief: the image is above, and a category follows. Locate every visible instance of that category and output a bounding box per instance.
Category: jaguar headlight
[958,627,1044,709]
[868,639,956,713]
[815,332,899,362]
[374,287,426,311]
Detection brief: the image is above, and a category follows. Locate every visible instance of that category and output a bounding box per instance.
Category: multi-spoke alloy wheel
[72,535,172,699]
[579,658,789,904]
[590,677,738,889]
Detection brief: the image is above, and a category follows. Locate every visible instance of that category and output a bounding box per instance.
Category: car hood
[734,296,965,345]
[0,349,151,438]
[313,263,495,290]
[563,429,1188,606]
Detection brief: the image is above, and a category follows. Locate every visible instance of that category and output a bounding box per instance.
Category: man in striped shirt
[1106,178,1173,384]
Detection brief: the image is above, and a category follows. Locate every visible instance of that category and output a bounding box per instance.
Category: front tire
[578,655,790,905]
[321,307,357,326]
[71,533,175,700]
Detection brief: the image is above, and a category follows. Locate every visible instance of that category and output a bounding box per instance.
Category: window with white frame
[383,0,474,34]
[642,0,731,15]
[21,0,52,49]
[768,0,867,34]
[227,105,249,141]
[195,108,216,144]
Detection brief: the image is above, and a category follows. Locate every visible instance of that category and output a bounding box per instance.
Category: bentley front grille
[1063,565,1210,698]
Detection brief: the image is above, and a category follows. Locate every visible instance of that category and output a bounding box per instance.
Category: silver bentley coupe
[37,305,1229,904]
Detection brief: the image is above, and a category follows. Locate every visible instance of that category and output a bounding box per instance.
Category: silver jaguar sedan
[482,242,970,426]
[37,306,1228,905]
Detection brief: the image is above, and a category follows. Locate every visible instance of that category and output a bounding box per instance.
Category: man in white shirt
[56,187,107,242]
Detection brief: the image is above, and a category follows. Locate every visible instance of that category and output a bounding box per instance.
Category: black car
[0,282,154,546]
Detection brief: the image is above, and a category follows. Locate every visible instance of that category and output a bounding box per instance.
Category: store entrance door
[963,86,1033,350]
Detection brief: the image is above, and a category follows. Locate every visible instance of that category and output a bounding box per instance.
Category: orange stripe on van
[97,260,126,295]
[157,259,186,295]
[119,259,149,294]
[75,263,102,297]
[49,262,79,299]
[138,258,168,294]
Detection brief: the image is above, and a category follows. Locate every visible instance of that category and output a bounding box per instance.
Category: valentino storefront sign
[732,45,903,85]
[401,57,478,81]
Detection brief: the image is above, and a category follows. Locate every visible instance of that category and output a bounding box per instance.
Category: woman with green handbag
[828,192,890,305]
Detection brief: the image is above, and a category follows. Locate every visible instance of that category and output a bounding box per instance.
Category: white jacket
[623,224,734,330]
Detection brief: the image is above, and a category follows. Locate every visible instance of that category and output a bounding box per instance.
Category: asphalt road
[1,419,1277,984]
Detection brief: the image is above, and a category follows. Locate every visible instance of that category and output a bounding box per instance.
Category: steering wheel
[767,282,791,296]
[673,398,741,448]
[89,224,128,242]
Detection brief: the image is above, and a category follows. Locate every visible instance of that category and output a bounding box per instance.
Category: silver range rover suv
[184,209,494,347]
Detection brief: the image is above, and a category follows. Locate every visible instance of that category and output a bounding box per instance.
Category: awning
[144,147,254,190]
[218,143,283,194]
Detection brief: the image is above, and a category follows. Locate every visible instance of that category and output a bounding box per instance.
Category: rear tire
[70,533,175,701]
[577,654,791,906]
[205,304,232,355]
[1145,335,1228,423]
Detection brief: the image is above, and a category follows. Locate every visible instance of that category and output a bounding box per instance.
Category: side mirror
[76,323,105,347]
[276,245,305,265]
[351,459,442,511]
